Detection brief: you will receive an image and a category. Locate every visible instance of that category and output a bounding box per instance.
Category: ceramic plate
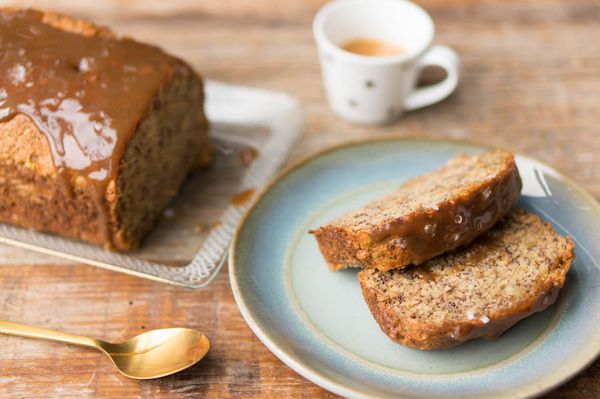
[229,138,600,399]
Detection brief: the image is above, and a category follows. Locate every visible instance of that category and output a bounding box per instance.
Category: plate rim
[229,136,600,399]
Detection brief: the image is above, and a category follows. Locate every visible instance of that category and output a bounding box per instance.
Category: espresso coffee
[341,38,404,57]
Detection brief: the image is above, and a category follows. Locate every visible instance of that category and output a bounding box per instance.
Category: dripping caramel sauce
[369,171,521,266]
[0,9,179,244]
[232,188,256,207]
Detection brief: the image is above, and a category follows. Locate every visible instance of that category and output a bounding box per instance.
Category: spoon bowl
[100,328,211,379]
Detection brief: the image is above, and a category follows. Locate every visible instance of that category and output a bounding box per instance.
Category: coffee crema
[341,38,404,57]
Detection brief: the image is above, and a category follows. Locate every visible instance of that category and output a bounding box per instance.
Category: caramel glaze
[371,168,522,265]
[449,285,560,345]
[231,188,256,207]
[416,266,438,282]
[0,9,183,241]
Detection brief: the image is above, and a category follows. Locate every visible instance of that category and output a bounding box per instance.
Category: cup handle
[404,45,460,112]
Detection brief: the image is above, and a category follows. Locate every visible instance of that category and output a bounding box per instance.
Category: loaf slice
[0,9,211,250]
[310,150,522,271]
[358,210,575,350]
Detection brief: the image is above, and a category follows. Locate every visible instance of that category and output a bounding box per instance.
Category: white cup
[313,0,460,125]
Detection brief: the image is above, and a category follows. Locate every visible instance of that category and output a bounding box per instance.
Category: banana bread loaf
[358,210,575,350]
[0,9,212,250]
[310,150,521,271]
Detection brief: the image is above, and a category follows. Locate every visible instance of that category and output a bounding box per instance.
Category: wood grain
[1,0,600,397]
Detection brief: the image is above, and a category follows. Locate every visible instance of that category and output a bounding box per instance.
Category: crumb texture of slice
[358,210,575,350]
[311,149,522,271]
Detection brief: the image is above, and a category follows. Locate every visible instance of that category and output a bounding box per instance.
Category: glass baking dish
[0,80,304,288]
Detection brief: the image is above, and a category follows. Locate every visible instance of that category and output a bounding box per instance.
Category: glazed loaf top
[0,8,210,249]
[0,8,191,205]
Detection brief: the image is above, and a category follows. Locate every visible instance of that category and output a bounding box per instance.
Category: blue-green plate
[229,138,600,399]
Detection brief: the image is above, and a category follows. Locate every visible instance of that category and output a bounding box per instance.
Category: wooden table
[1,0,599,397]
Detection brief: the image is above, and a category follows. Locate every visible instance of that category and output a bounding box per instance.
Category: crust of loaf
[358,214,575,350]
[0,9,211,250]
[312,150,522,271]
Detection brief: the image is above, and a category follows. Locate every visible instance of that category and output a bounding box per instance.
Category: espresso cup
[313,0,460,125]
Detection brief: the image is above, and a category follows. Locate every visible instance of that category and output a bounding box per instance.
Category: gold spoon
[0,320,210,379]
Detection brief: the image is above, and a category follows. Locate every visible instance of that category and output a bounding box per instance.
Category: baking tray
[0,80,304,288]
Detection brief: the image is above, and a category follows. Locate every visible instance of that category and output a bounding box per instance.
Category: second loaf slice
[358,210,575,349]
[310,150,522,271]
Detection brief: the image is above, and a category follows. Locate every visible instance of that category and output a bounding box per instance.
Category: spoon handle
[0,320,100,349]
